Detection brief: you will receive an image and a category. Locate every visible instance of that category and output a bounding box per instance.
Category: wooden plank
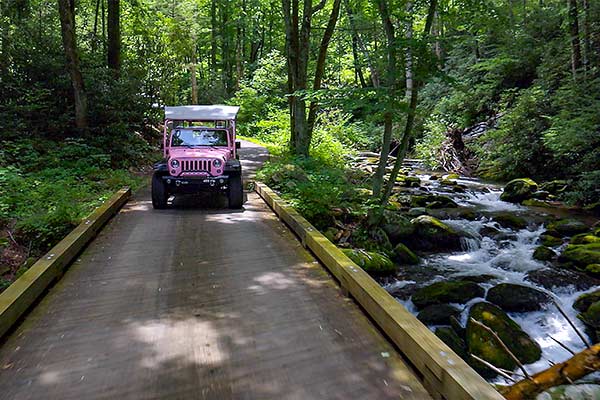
[0,187,131,339]
[255,182,505,400]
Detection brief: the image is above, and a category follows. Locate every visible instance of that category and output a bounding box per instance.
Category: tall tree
[57,0,88,129]
[107,0,120,75]
[567,0,582,78]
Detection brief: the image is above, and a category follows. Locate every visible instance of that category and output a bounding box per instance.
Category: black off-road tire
[228,172,243,209]
[151,173,168,209]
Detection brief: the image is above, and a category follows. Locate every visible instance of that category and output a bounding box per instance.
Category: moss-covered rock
[418,304,461,326]
[341,249,395,275]
[443,173,460,180]
[493,213,528,230]
[435,327,468,359]
[381,211,415,245]
[407,207,428,217]
[369,227,393,252]
[578,301,600,329]
[411,281,484,309]
[408,215,464,251]
[548,219,589,236]
[410,194,458,209]
[533,246,556,261]
[500,178,538,203]
[396,175,421,188]
[466,302,542,371]
[573,290,600,312]
[559,243,600,269]
[392,243,419,265]
[486,283,551,312]
[570,233,600,245]
[585,264,600,277]
[540,234,563,247]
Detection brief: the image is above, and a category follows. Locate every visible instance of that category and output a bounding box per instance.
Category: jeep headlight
[213,159,222,168]
[170,159,180,168]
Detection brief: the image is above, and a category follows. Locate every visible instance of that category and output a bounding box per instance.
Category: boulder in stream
[466,302,542,371]
[500,178,538,203]
[491,213,528,230]
[392,243,419,265]
[559,243,600,269]
[381,211,414,244]
[540,234,563,247]
[417,304,461,325]
[573,290,600,312]
[411,280,484,309]
[533,246,556,261]
[408,215,464,251]
[486,283,551,312]
[578,301,600,329]
[527,267,600,291]
[341,249,395,275]
[548,219,589,236]
[570,233,600,245]
[435,327,468,359]
[410,194,458,209]
[585,264,600,277]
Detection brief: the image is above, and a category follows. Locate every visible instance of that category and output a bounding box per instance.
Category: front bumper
[161,174,230,193]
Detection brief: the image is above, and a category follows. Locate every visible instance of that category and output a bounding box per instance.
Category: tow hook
[210,180,216,187]
[176,180,181,187]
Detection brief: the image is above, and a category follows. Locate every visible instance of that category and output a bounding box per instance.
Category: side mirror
[235,141,241,149]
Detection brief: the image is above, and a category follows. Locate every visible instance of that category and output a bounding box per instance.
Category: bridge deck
[0,142,429,400]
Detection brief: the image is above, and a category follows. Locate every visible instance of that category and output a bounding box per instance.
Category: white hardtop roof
[164,105,240,121]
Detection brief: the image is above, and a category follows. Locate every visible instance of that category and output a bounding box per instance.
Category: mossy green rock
[392,243,419,265]
[559,243,600,268]
[435,327,468,359]
[443,173,460,180]
[585,264,600,277]
[381,211,415,244]
[570,233,600,245]
[533,246,556,261]
[578,301,600,329]
[486,283,551,312]
[466,302,542,371]
[341,249,395,275]
[418,304,460,325]
[573,290,600,312]
[411,194,458,209]
[548,219,589,236]
[500,178,538,203]
[411,281,484,309]
[540,234,562,247]
[493,213,528,230]
[408,215,463,251]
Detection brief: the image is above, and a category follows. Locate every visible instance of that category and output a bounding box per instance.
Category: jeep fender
[153,160,168,173]
[224,159,241,174]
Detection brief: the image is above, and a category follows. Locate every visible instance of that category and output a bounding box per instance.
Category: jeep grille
[182,159,212,173]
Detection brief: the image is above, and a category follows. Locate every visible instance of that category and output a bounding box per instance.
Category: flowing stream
[381,172,598,382]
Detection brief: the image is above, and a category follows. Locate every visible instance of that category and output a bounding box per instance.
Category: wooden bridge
[0,142,503,400]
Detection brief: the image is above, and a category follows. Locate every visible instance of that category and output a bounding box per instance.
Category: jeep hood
[168,147,230,160]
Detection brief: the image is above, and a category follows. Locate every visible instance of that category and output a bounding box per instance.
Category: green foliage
[414,119,446,169]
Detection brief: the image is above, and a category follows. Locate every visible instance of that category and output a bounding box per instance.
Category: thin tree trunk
[210,0,217,77]
[101,0,106,54]
[346,0,379,87]
[92,0,100,53]
[582,0,591,71]
[371,0,396,199]
[57,0,88,129]
[107,0,120,76]
[306,0,342,140]
[567,0,582,78]
[380,0,437,206]
[190,39,198,104]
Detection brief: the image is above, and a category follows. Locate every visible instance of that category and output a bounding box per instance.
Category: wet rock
[540,234,563,247]
[435,327,468,359]
[486,283,551,312]
[387,283,418,300]
[381,211,414,245]
[407,207,427,217]
[411,194,458,209]
[585,264,600,278]
[396,175,421,188]
[392,243,419,265]
[444,208,480,221]
[533,246,556,261]
[341,249,395,275]
[458,274,497,284]
[527,268,600,291]
[443,173,460,180]
[548,219,589,236]
[573,290,600,312]
[429,174,440,181]
[411,281,484,309]
[466,302,542,371]
[500,178,538,203]
[417,304,461,325]
[559,243,600,269]
[408,215,464,251]
[492,213,528,230]
[452,185,467,193]
[440,179,458,186]
[369,227,393,252]
[539,384,600,400]
[570,233,600,245]
[480,225,502,238]
[425,209,450,220]
[578,301,600,329]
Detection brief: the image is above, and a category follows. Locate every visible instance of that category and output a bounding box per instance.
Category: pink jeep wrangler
[152,105,243,209]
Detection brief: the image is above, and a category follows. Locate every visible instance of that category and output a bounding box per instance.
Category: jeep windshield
[171,128,228,147]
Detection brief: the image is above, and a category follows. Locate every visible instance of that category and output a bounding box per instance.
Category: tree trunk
[190,40,198,104]
[92,0,100,53]
[57,0,88,129]
[345,0,375,87]
[306,0,342,140]
[582,0,591,71]
[500,343,600,400]
[567,0,582,78]
[210,0,217,77]
[107,0,120,75]
[380,0,437,206]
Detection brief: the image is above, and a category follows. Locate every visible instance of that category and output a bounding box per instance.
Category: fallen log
[499,343,600,400]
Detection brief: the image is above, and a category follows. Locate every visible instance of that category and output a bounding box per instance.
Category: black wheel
[151,173,168,209]
[228,172,243,209]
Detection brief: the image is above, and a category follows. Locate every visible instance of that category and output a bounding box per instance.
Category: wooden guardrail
[255,182,504,400]
[0,187,131,339]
